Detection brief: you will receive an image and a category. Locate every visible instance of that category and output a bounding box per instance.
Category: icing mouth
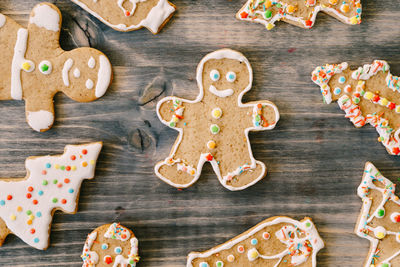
[95,55,112,98]
[208,85,233,98]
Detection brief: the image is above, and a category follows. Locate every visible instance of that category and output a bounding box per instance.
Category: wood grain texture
[0,0,399,266]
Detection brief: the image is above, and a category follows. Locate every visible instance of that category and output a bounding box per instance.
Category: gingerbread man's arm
[157,96,192,129]
[242,101,279,130]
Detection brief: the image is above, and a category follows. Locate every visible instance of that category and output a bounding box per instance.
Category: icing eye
[114,246,122,254]
[210,70,220,81]
[101,243,108,250]
[38,60,52,75]
[333,87,341,95]
[338,76,346,84]
[226,71,236,82]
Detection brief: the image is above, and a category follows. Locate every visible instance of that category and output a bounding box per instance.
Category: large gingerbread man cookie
[187,216,324,267]
[155,49,279,191]
[71,0,176,33]
[0,3,112,132]
[312,60,400,155]
[0,142,102,250]
[356,162,400,267]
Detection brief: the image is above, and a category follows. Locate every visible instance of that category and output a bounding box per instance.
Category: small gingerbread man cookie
[71,0,176,33]
[0,3,112,132]
[187,216,324,267]
[81,223,140,267]
[237,0,362,30]
[312,60,400,155]
[155,49,279,191]
[0,142,102,250]
[356,162,400,267]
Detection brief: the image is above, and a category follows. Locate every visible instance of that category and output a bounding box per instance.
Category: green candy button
[377,209,385,217]
[265,10,272,19]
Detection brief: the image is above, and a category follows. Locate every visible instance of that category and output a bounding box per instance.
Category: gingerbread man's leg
[0,217,11,246]
[24,95,55,132]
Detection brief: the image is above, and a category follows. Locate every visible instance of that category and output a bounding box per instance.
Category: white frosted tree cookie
[356,162,400,267]
[0,142,103,250]
[0,3,112,132]
[155,49,280,191]
[71,0,176,33]
[81,223,140,267]
[237,0,362,30]
[187,216,324,267]
[312,60,400,155]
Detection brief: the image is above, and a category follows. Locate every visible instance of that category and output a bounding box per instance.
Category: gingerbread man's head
[197,49,253,103]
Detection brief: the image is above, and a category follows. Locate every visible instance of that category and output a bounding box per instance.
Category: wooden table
[0,0,399,266]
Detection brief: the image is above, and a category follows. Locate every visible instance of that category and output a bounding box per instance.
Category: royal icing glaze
[82,231,100,266]
[0,142,102,250]
[27,110,55,132]
[237,0,362,30]
[312,60,400,155]
[356,162,400,267]
[155,49,279,191]
[70,0,175,33]
[187,217,324,267]
[29,3,60,32]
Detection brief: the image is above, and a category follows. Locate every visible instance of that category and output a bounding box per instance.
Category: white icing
[226,71,236,83]
[81,231,99,266]
[210,69,220,81]
[27,110,54,132]
[187,217,324,267]
[0,13,6,28]
[0,142,102,250]
[11,28,35,100]
[70,0,175,33]
[38,60,52,75]
[29,4,60,32]
[208,85,233,98]
[356,162,400,267]
[86,79,94,90]
[95,55,112,98]
[390,212,400,223]
[117,0,147,17]
[155,49,280,191]
[113,237,139,267]
[62,58,74,86]
[88,57,95,69]
[104,223,131,241]
[73,68,81,78]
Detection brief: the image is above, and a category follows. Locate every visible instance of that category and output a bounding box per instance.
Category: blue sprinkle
[45,163,51,168]
[68,188,74,194]
[251,238,258,245]
[0,200,5,206]
[36,212,42,217]
[34,238,39,243]
[38,190,44,196]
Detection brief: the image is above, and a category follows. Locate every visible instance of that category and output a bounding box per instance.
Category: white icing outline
[70,0,175,33]
[62,58,74,86]
[186,217,324,267]
[155,49,280,191]
[81,231,99,266]
[356,162,400,266]
[0,13,6,28]
[95,55,112,98]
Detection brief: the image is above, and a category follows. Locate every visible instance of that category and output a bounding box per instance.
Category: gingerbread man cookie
[187,216,324,267]
[237,0,362,30]
[312,60,400,155]
[71,0,176,33]
[0,3,112,132]
[81,223,139,267]
[356,162,400,267]
[155,49,279,191]
[0,142,102,250]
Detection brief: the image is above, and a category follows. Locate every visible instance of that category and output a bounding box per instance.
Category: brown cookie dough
[81,223,139,266]
[312,60,400,155]
[356,162,400,267]
[0,3,112,132]
[71,0,176,33]
[187,216,324,267]
[155,49,279,191]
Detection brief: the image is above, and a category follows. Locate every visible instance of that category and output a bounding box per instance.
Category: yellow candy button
[207,140,216,149]
[364,92,374,100]
[266,23,275,30]
[211,108,222,119]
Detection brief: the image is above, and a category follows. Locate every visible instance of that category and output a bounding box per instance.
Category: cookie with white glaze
[237,0,362,30]
[356,162,400,267]
[0,142,102,250]
[0,3,112,132]
[155,49,279,191]
[187,216,324,267]
[312,60,400,155]
[71,0,176,33]
[81,223,140,267]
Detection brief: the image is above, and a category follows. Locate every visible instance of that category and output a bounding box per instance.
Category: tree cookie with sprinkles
[81,223,140,267]
[0,2,112,132]
[0,142,102,250]
[187,216,324,267]
[237,0,362,30]
[155,49,279,191]
[311,60,400,155]
[71,0,176,33]
[356,162,400,267]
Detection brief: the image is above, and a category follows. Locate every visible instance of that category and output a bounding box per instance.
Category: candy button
[210,124,220,134]
[199,262,209,267]
[364,92,374,100]
[376,209,385,218]
[101,243,108,250]
[237,245,245,253]
[207,140,216,150]
[338,76,346,84]
[114,246,122,254]
[262,232,270,240]
[264,10,272,19]
[21,60,35,72]
[211,108,222,119]
[329,0,338,4]
[227,254,235,262]
[38,60,52,75]
[374,226,386,239]
[266,23,274,30]
[341,3,350,13]
[390,212,400,223]
[250,238,258,245]
[104,255,113,264]
[333,87,341,95]
[247,248,259,261]
[286,5,296,14]
[216,261,224,267]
